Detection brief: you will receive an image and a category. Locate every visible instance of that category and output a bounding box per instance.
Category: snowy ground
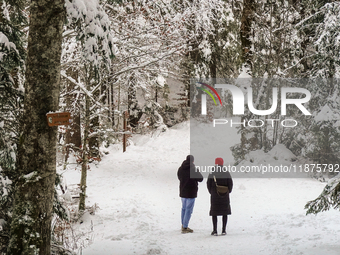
[60,121,340,255]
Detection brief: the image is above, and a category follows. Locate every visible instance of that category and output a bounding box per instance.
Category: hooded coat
[207,168,233,216]
[177,155,203,198]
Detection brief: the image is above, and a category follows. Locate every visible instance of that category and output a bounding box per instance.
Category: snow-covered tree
[305,173,340,214]
[7,0,65,253]
[0,0,26,252]
[230,1,340,163]
[293,1,340,167]
[184,0,242,78]
[298,1,339,78]
[105,0,189,130]
[234,1,307,158]
[303,80,340,166]
[61,0,115,213]
[0,0,26,178]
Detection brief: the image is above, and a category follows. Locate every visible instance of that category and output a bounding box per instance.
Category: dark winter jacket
[177,156,203,198]
[207,168,233,216]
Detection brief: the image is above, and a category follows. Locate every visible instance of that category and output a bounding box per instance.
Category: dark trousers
[212,215,228,232]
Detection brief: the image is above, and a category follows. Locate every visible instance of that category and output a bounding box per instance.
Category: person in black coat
[207,157,233,236]
[177,155,203,233]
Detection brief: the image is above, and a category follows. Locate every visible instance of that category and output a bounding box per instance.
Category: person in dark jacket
[207,157,233,236]
[177,155,203,234]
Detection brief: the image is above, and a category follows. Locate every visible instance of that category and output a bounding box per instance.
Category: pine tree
[0,0,26,178]
[183,0,242,79]
[305,173,340,214]
[231,0,318,161]
[295,1,340,170]
[0,0,26,252]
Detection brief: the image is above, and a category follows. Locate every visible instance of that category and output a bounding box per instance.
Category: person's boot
[182,227,194,233]
[221,228,226,235]
[211,230,217,236]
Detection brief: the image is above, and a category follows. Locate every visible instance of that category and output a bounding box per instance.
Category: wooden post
[123,111,128,152]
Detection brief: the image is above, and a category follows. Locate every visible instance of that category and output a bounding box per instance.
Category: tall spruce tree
[0,0,27,252]
[304,1,340,214]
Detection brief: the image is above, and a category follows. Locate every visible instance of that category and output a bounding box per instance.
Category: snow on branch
[61,71,107,111]
[305,174,340,215]
[65,0,115,67]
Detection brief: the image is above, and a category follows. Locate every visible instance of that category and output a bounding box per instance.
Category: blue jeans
[181,198,196,228]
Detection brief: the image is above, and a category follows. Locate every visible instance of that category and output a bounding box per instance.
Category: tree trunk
[240,0,254,68]
[210,50,217,79]
[64,112,81,163]
[240,116,246,160]
[64,69,81,163]
[108,83,115,128]
[209,8,218,79]
[78,67,91,213]
[128,76,142,128]
[78,96,89,212]
[68,113,81,148]
[89,115,100,159]
[8,0,65,254]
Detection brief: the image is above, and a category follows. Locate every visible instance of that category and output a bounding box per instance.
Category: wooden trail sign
[46,112,71,127]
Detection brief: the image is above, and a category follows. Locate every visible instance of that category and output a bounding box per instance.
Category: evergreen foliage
[0,0,26,176]
[305,173,340,214]
[0,0,26,252]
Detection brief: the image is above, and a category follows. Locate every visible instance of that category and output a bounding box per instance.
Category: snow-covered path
[62,122,340,255]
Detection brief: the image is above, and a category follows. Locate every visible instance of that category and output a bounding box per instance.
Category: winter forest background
[1,0,340,254]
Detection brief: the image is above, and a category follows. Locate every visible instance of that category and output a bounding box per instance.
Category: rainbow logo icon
[196,82,223,106]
